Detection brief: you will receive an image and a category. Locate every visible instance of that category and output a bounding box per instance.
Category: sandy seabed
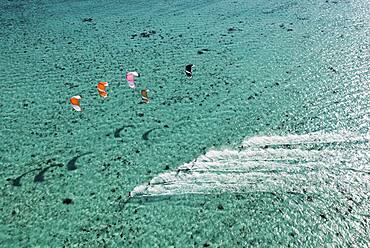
[0,0,369,247]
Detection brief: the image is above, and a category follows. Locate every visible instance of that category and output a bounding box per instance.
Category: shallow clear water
[0,0,369,247]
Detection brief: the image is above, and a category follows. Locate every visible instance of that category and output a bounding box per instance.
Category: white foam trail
[195,148,343,164]
[130,132,369,198]
[242,131,369,147]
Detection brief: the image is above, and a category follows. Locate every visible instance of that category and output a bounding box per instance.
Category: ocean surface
[0,0,369,247]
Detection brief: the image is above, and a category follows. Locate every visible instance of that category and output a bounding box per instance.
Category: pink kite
[126,71,140,89]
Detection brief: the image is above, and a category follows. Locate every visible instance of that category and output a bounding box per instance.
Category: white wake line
[242,131,369,147]
[195,148,360,163]
[130,170,333,198]
[130,132,370,198]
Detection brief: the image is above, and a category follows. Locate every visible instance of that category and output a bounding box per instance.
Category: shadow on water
[114,125,135,138]
[34,163,64,182]
[8,152,93,186]
[66,152,93,171]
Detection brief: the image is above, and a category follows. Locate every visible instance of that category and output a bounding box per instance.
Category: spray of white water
[130,131,369,198]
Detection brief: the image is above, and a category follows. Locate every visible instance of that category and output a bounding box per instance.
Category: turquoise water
[1,0,369,247]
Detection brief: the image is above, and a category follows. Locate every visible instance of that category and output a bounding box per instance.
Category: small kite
[185,64,194,78]
[126,71,140,89]
[70,95,82,111]
[97,81,109,98]
[141,89,149,103]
